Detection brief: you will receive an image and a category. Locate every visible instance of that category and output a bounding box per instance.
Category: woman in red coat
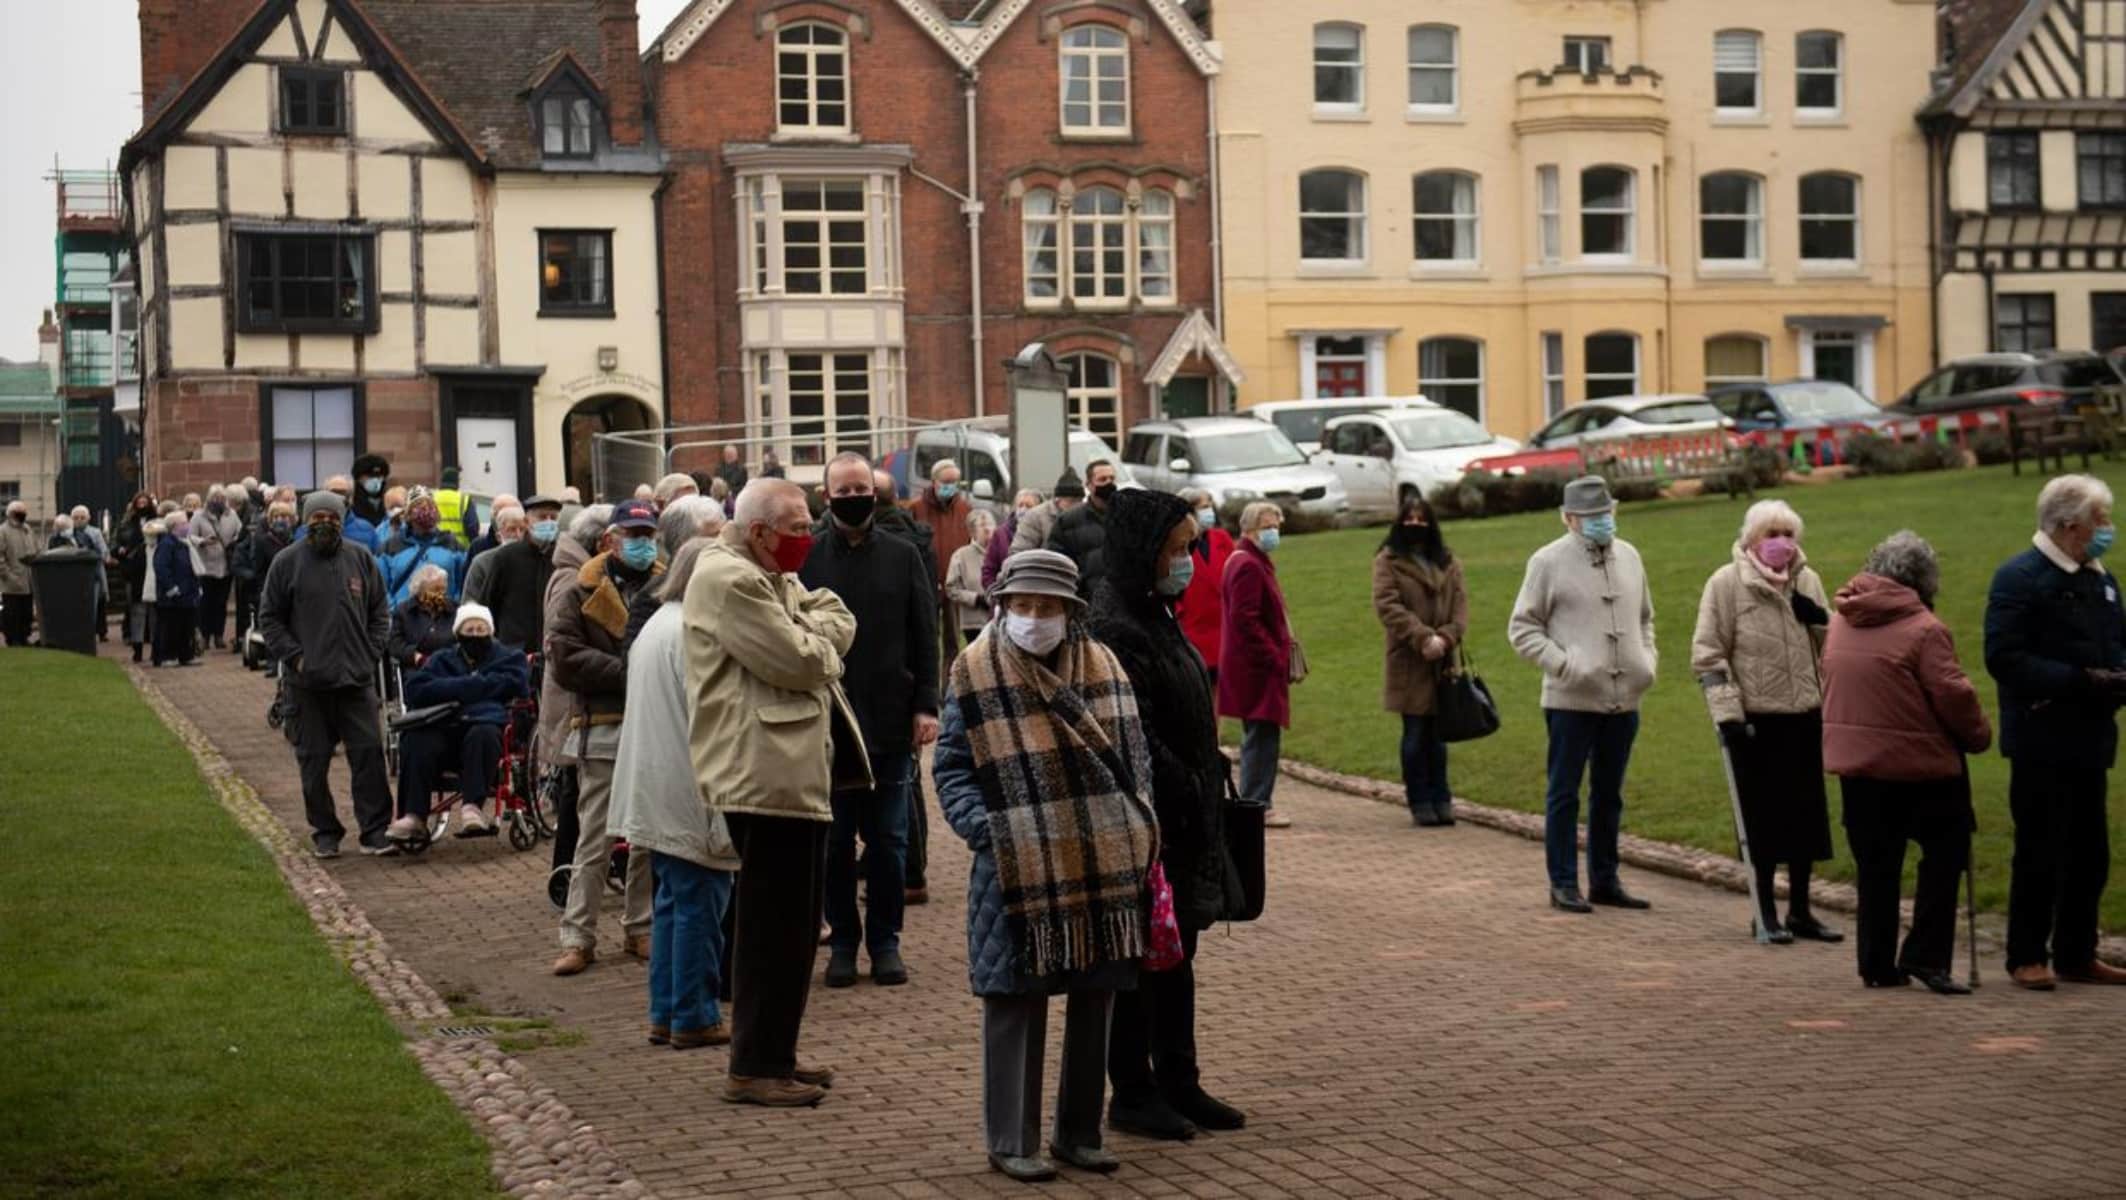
[1217,502,1295,828]
[1173,489,1234,681]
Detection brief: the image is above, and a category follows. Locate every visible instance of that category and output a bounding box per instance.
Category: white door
[457,418,519,498]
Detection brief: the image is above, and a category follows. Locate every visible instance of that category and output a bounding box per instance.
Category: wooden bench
[2006,407,2099,477]
[1581,430,1754,499]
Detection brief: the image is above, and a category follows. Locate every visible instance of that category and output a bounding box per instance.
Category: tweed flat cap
[1561,476,1616,516]
[993,549,1085,609]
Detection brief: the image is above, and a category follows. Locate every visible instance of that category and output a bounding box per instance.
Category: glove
[1789,592,1831,627]
[1718,720,1754,750]
[2084,668,2126,702]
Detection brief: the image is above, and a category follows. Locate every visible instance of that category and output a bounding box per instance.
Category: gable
[660,0,973,66]
[1986,0,2126,103]
[965,0,1218,76]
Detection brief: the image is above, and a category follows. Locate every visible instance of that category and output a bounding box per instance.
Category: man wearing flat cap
[1509,476,1658,914]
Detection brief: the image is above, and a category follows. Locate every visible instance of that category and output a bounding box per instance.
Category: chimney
[38,310,60,377]
[139,0,264,122]
[599,0,646,148]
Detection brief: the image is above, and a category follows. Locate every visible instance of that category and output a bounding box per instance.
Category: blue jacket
[151,537,201,608]
[404,641,530,727]
[1984,546,2126,768]
[933,691,1138,998]
[380,530,467,606]
[293,510,382,553]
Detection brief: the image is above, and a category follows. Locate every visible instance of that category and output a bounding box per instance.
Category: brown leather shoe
[722,1075,825,1107]
[792,1061,836,1089]
[647,1024,669,1045]
[623,933,652,961]
[552,946,594,976]
[903,886,930,906]
[2056,959,2126,985]
[671,1021,732,1049]
[2011,964,2058,991]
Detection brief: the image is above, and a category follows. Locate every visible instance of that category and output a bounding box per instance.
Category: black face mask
[309,523,343,556]
[829,493,877,529]
[1092,482,1118,504]
[458,635,491,662]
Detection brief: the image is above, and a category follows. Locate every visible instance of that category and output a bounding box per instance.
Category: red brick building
[646,0,1237,472]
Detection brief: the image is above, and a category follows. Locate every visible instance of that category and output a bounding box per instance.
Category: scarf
[950,624,1158,980]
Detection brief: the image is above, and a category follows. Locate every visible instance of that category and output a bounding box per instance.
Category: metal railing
[592,416,958,502]
[62,330,113,390]
[54,171,119,222]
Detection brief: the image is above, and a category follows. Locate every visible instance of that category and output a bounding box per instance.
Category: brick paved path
[138,648,2126,1199]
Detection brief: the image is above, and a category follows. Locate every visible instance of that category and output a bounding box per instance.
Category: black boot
[1108,1090,1195,1141]
[1164,1082,1245,1131]
[1784,862,1842,941]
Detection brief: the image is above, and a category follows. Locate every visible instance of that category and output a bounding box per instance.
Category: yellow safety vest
[434,488,468,533]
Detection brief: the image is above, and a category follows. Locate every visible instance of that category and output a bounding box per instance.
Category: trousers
[1239,720,1282,808]
[1108,924,1198,1099]
[1543,709,1640,890]
[198,574,231,642]
[826,751,913,956]
[2006,762,2111,971]
[396,721,502,819]
[2,591,32,645]
[983,988,1113,1158]
[1400,715,1450,815]
[1841,775,1971,979]
[724,812,829,1079]
[558,757,652,951]
[294,683,394,843]
[648,853,734,1035]
[154,605,198,665]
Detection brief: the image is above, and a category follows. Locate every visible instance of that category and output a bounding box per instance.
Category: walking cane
[1714,731,1771,945]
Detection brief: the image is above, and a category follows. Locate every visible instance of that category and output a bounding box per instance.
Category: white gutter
[1208,73,1224,344]
[965,70,986,417]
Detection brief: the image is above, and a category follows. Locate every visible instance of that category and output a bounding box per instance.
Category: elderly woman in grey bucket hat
[933,548,1160,1183]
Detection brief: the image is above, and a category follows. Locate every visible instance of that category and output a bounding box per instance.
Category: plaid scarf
[951,623,1158,979]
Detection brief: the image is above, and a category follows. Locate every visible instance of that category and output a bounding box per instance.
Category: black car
[1883,351,2123,419]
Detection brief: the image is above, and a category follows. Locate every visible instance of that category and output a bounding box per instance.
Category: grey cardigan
[1508,532,1658,714]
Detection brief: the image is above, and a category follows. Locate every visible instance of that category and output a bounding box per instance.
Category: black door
[2093,293,2126,355]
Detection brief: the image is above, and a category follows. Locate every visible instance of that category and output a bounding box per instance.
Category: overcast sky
[0,0,697,363]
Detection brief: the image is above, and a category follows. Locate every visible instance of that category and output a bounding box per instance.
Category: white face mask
[1003,612,1068,656]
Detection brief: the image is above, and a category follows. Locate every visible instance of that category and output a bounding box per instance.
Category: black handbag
[1220,767,1267,922]
[389,701,462,732]
[1435,649,1502,743]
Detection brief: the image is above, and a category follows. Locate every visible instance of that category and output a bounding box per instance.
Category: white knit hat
[452,602,495,635]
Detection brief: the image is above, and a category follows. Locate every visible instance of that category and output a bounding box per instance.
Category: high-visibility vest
[434,488,468,534]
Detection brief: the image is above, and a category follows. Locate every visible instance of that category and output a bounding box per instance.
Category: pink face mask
[1754,535,1799,571]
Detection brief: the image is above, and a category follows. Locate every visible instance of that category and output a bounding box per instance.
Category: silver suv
[1885,351,2124,419]
[1121,417,1349,519]
[909,418,1136,515]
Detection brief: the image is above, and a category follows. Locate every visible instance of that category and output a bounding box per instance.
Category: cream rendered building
[1217,0,1939,438]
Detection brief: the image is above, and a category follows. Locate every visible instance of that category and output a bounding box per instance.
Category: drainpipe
[965,69,986,417]
[1207,75,1224,339]
[1983,263,1998,353]
[1925,125,1943,367]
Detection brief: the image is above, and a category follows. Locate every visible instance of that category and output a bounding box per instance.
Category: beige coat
[683,525,868,823]
[1689,545,1830,725]
[1509,534,1658,714]
[1373,549,1470,715]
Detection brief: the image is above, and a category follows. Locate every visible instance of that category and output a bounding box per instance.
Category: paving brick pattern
[137,648,2126,1199]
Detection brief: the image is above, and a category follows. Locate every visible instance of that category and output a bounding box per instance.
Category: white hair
[1738,499,1804,547]
[633,482,655,501]
[1177,487,1212,508]
[2037,474,2114,534]
[569,503,615,551]
[1239,501,1283,534]
[929,458,961,482]
[653,472,699,504]
[734,478,807,531]
[224,484,249,504]
[659,494,722,557]
[53,514,73,535]
[409,563,449,593]
[492,505,528,531]
[69,505,90,523]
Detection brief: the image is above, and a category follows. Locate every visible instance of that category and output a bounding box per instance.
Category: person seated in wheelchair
[386,602,531,844]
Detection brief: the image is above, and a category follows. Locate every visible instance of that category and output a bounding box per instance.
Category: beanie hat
[1053,467,1086,499]
[453,602,495,635]
[301,491,347,521]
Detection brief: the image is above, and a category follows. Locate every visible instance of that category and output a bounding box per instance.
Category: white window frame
[1022,188,1061,304]
[1297,332,1385,399]
[1714,30,1763,117]
[1406,25,1458,115]
[1798,172,1861,267]
[1412,171,1480,266]
[1061,352,1123,445]
[1060,24,1131,136]
[1704,334,1770,388]
[1137,189,1175,305]
[1797,327,1876,399]
[1418,336,1486,421]
[1579,166,1635,261]
[735,169,901,299]
[1312,23,1365,113]
[775,23,849,135]
[1068,186,1130,308]
[1299,169,1369,265]
[784,350,875,465]
[1536,165,1561,263]
[1795,31,1844,117]
[1562,36,1611,75]
[1584,331,1640,399]
[778,179,869,296]
[1699,172,1764,266]
[1541,331,1566,418]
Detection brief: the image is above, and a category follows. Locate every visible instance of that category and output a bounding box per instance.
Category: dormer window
[540,89,596,158]
[280,67,346,135]
[778,24,850,134]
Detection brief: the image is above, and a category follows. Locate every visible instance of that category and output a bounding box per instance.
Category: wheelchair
[380,655,553,856]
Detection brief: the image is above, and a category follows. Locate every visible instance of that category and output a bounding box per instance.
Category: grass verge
[0,649,501,1199]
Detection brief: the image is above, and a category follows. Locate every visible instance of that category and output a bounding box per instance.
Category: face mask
[363,477,384,496]
[2091,525,2117,559]
[768,529,814,574]
[935,483,959,502]
[208,499,226,514]
[1581,514,1617,547]
[1195,507,1217,530]
[1754,535,1799,571]
[1258,528,1282,553]
[1390,523,1426,550]
[411,511,438,534]
[458,635,492,662]
[530,519,559,545]
[269,518,293,535]
[309,523,343,555]
[830,494,877,529]
[619,537,658,571]
[1093,482,1118,504]
[1004,612,1068,656]
[1156,553,1195,595]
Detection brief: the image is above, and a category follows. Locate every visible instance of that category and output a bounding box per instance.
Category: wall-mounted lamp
[598,346,619,373]
[543,261,562,289]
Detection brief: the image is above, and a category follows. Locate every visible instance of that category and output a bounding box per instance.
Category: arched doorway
[562,394,655,501]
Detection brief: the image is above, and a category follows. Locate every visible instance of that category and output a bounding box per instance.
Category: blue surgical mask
[1258,528,1282,553]
[530,519,559,545]
[2091,525,2117,559]
[936,483,959,502]
[1195,507,1217,530]
[1581,514,1617,547]
[1156,553,1195,595]
[619,538,658,571]
[363,477,384,496]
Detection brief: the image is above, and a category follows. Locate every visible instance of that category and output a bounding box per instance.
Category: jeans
[1542,709,1640,891]
[1400,715,1450,815]
[648,853,734,1035]
[1239,720,1282,808]
[725,812,829,1079]
[294,682,393,843]
[1842,775,1970,979]
[827,751,913,956]
[2006,763,2111,971]
[395,721,503,819]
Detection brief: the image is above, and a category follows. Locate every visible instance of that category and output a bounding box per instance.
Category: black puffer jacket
[1086,489,1238,931]
[1048,502,1111,598]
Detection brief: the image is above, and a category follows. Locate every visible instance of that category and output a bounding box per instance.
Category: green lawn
[1268,462,2126,932]
[0,650,500,1199]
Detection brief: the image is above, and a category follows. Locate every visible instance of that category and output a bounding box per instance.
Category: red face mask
[769,529,814,574]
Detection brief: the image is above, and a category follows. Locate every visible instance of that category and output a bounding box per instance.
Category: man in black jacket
[1984,474,2126,989]
[800,452,938,989]
[350,452,391,535]
[258,491,394,859]
[1047,459,1119,597]
[472,494,564,651]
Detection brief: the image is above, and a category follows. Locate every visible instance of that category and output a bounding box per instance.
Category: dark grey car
[1882,351,2124,419]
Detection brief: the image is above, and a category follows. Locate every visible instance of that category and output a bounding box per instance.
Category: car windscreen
[1271,406,1373,446]
[1775,383,1878,420]
[1068,435,1134,485]
[1390,412,1492,451]
[1632,400,1723,425]
[2039,357,2123,389]
[1191,428,1309,473]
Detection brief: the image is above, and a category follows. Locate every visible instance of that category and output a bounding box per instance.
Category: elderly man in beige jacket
[685,478,868,1109]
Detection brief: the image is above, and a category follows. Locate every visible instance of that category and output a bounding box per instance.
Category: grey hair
[1014,489,1043,507]
[492,505,528,531]
[1239,501,1283,534]
[409,563,450,594]
[1863,530,1941,604]
[2037,474,2114,535]
[1176,487,1211,509]
[568,503,615,552]
[965,506,996,537]
[69,505,90,523]
[53,514,73,535]
[929,457,960,481]
[653,472,699,505]
[1739,499,1804,546]
[659,494,722,558]
[733,478,807,531]
[658,538,714,603]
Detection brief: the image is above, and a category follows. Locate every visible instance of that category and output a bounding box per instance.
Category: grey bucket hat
[992,549,1086,610]
[1561,475,1616,516]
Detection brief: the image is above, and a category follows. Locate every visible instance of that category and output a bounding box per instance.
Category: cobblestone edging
[1268,753,2126,967]
[129,667,654,1199]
